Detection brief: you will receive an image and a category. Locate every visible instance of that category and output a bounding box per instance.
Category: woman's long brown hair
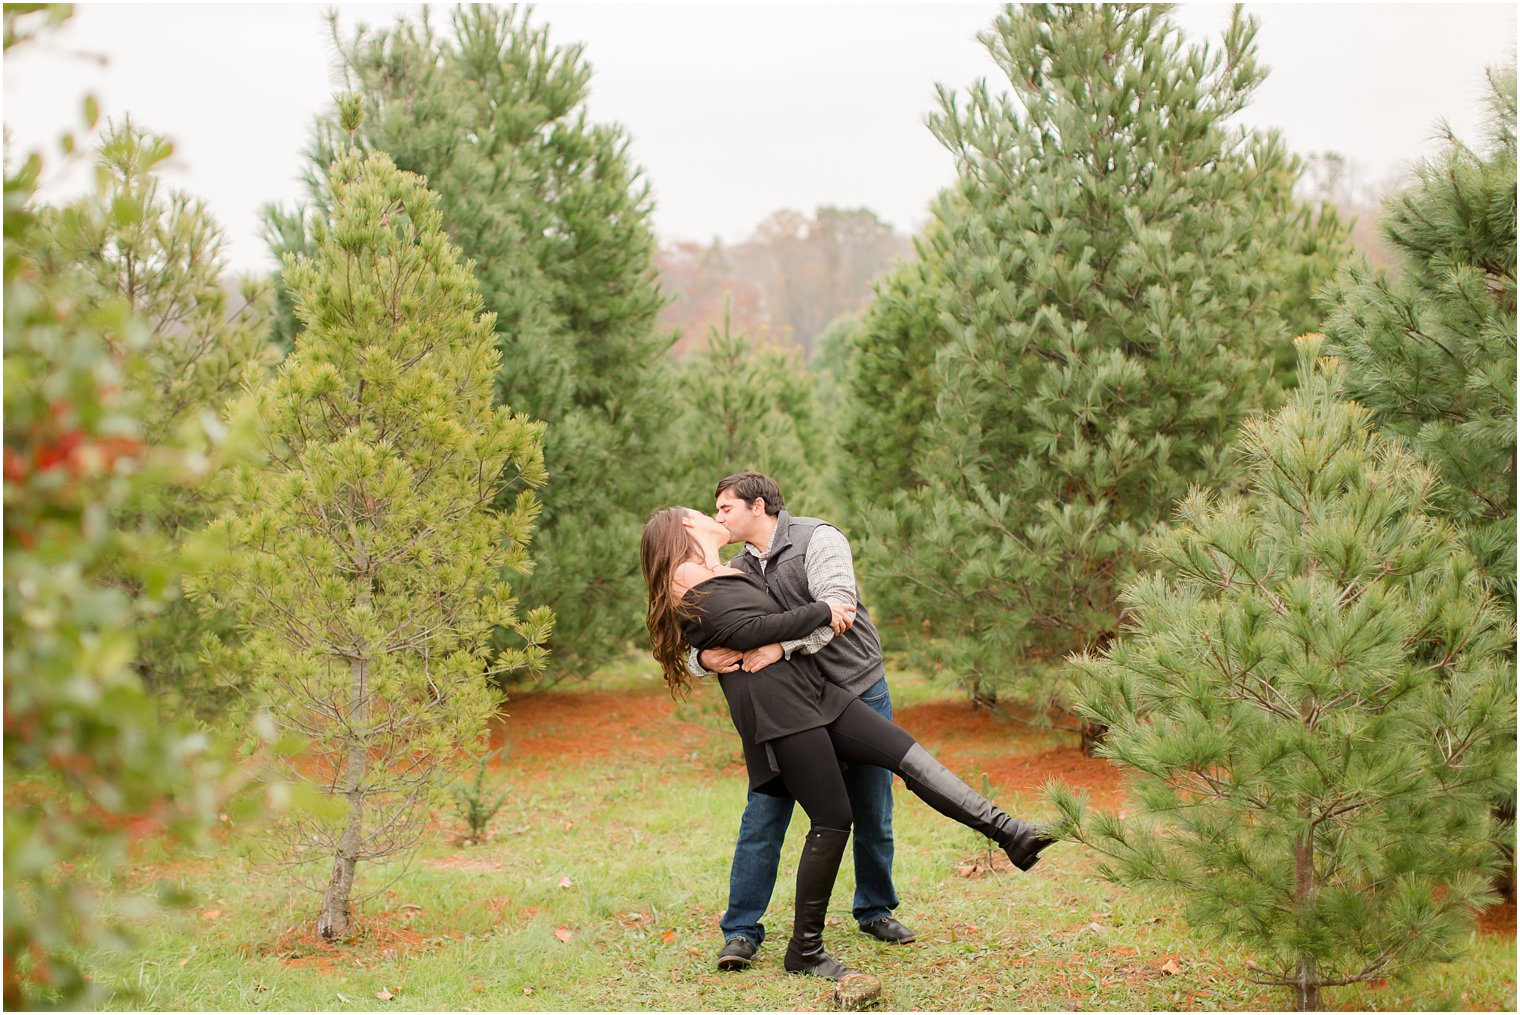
[641,507,705,699]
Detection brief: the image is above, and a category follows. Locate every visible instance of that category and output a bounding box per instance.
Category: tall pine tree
[1321,65,1516,607]
[193,120,551,938]
[835,196,960,519]
[272,6,674,681]
[1056,336,1515,1011]
[847,4,1349,710]
[1320,61,1518,902]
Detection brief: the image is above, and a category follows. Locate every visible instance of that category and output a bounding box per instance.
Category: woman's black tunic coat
[680,572,855,794]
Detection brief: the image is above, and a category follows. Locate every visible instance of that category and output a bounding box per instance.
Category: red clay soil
[893,699,1129,808]
[493,685,1125,803]
[255,907,453,973]
[486,684,709,766]
[1478,899,1517,937]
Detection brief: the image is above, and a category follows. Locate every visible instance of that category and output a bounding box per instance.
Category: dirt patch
[1479,899,1516,937]
[895,700,1128,807]
[249,908,451,972]
[488,684,718,768]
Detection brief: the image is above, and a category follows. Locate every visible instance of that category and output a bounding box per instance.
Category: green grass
[55,665,1519,1011]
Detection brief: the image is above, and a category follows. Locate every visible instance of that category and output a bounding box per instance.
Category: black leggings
[768,698,917,831]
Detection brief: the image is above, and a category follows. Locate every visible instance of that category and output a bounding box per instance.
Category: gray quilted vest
[729,511,885,696]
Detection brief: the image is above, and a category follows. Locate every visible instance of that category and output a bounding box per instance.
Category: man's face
[714,491,765,545]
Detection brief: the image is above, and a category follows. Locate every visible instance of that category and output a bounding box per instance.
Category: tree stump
[832,973,882,1010]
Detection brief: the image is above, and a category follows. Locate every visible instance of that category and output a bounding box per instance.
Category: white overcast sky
[4,3,1516,273]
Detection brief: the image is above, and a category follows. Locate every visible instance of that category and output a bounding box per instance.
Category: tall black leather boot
[898,743,1055,871]
[783,826,859,979]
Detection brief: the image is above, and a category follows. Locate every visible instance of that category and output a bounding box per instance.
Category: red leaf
[554,927,573,944]
[375,988,394,1001]
[1160,957,1182,976]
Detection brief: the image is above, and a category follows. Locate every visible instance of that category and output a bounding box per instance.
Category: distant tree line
[656,206,913,360]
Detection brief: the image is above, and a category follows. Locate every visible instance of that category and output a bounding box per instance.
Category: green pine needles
[672,308,830,515]
[842,4,1349,712]
[276,6,677,683]
[192,145,551,939]
[1322,65,1517,608]
[1055,335,1517,1011]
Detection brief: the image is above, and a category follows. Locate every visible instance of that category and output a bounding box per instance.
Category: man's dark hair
[715,472,785,516]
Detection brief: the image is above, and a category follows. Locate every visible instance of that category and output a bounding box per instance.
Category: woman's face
[682,508,729,549]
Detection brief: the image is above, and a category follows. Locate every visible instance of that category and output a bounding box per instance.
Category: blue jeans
[719,677,899,947]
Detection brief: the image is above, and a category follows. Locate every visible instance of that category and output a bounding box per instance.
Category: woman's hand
[828,602,857,635]
[741,644,784,672]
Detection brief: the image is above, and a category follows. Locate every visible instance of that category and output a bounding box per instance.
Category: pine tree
[1054,336,1516,1011]
[670,309,828,516]
[275,6,675,681]
[38,119,278,708]
[191,119,551,939]
[1321,65,1516,607]
[835,202,956,518]
[3,8,227,1004]
[849,5,1349,710]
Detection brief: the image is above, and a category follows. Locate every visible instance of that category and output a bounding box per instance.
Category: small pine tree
[191,129,551,939]
[39,119,279,708]
[671,308,829,515]
[278,6,676,682]
[847,5,1350,711]
[1321,65,1516,607]
[1055,335,1516,1011]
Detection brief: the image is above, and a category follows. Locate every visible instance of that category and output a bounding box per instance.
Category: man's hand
[741,643,784,672]
[699,646,743,674]
[828,602,856,634]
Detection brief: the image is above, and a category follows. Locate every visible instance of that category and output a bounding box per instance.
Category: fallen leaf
[558,876,573,889]
[200,910,223,921]
[1086,922,1105,933]
[375,988,394,1001]
[254,984,270,992]
[471,983,484,992]
[661,928,677,944]
[686,946,703,956]
[176,957,189,969]
[523,987,534,996]
[1160,957,1182,976]
[554,927,573,944]
[957,864,977,878]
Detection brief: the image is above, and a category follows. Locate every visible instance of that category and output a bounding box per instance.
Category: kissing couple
[641,471,1056,981]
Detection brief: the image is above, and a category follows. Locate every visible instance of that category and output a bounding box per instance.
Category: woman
[641,506,1054,980]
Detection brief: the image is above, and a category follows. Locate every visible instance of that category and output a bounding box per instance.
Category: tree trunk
[318,807,360,939]
[1292,977,1320,1012]
[319,630,370,939]
[1079,720,1108,757]
[1292,831,1320,1011]
[1495,792,1516,903]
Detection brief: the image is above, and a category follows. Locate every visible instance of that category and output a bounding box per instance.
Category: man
[689,471,915,972]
